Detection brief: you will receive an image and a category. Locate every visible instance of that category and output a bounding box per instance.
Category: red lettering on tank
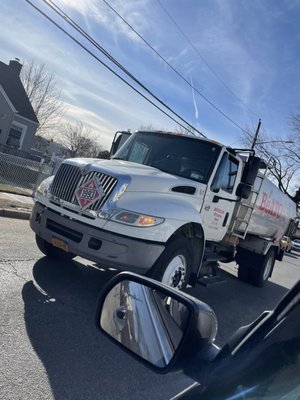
[258,192,284,220]
[259,192,268,211]
[270,199,276,216]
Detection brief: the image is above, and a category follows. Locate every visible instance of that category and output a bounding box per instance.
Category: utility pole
[251,119,261,149]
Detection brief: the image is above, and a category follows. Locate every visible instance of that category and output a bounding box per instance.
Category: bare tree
[239,124,298,201]
[21,59,64,135]
[58,121,103,157]
[138,124,157,131]
[98,149,110,159]
[176,124,199,136]
[288,109,300,164]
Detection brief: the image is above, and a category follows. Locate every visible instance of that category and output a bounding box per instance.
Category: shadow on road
[22,257,193,400]
[22,257,293,399]
[187,267,289,346]
[285,252,299,260]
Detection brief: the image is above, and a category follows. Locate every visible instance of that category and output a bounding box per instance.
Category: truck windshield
[113,131,221,184]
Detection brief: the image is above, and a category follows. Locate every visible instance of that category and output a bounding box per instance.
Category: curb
[0,208,31,220]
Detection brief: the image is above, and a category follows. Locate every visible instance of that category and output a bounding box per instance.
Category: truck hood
[65,158,207,219]
[69,158,205,195]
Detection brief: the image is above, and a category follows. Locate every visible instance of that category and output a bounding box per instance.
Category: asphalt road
[1,217,300,400]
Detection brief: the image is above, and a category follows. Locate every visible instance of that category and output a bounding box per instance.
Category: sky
[1,0,300,150]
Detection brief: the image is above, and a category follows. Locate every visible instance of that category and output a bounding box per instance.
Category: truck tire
[249,248,275,288]
[236,248,251,283]
[237,262,250,283]
[36,234,75,261]
[148,236,193,290]
[277,248,284,261]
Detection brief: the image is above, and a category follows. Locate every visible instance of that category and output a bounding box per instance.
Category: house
[0,59,39,152]
[31,135,71,160]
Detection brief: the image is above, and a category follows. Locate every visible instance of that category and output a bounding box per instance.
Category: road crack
[1,258,37,263]
[0,262,28,282]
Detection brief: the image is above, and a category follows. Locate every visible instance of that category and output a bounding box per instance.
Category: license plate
[51,237,69,252]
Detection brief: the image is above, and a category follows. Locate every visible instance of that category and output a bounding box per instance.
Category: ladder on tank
[230,158,272,240]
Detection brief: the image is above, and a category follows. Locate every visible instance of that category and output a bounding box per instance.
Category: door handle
[222,212,229,227]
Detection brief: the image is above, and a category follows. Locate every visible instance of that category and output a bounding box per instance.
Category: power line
[155,0,259,119]
[102,0,252,135]
[43,0,204,138]
[24,0,206,137]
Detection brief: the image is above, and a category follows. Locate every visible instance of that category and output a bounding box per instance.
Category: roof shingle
[0,60,39,124]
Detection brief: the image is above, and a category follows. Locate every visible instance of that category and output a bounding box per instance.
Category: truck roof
[136,130,223,146]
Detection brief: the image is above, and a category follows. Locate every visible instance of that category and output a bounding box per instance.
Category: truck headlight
[35,176,54,198]
[111,210,164,227]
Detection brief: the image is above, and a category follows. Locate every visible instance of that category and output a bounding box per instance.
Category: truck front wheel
[148,237,193,290]
[36,235,75,261]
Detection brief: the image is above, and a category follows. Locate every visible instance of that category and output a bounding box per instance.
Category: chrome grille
[51,163,118,211]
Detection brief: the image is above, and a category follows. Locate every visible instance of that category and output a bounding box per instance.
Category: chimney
[9,58,22,76]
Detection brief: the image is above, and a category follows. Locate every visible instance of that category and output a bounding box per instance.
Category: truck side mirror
[109,131,132,157]
[241,156,261,186]
[96,272,218,372]
[235,183,251,199]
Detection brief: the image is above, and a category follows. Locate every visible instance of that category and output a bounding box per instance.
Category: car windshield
[113,131,221,183]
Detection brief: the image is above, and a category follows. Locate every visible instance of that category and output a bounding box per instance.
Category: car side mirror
[96,272,218,373]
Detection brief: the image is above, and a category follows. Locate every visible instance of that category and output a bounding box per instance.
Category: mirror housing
[96,272,218,373]
[241,156,261,187]
[235,182,252,199]
[109,131,132,157]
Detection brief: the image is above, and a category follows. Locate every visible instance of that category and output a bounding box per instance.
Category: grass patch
[0,183,32,196]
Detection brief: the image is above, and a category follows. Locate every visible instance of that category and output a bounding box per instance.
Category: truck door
[200,151,240,242]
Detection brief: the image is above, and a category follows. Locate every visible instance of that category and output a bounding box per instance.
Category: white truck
[30,130,298,289]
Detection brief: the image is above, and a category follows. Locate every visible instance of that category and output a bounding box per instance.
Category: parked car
[96,272,300,400]
[292,239,300,252]
[280,236,293,252]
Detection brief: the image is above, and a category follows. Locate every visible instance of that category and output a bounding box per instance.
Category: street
[1,217,300,400]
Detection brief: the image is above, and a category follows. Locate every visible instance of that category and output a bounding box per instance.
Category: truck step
[202,254,228,263]
[240,204,255,209]
[198,274,227,286]
[234,218,250,224]
[197,261,227,286]
[232,230,247,239]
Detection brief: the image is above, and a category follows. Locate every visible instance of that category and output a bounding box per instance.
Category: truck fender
[237,236,274,256]
[167,222,206,287]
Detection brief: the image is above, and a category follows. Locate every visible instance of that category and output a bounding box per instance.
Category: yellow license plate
[51,237,69,252]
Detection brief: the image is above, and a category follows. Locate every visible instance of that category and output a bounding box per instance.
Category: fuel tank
[236,175,297,241]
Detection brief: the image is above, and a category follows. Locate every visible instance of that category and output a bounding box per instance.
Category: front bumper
[30,202,165,272]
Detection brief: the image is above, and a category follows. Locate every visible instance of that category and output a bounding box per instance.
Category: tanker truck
[30,130,297,289]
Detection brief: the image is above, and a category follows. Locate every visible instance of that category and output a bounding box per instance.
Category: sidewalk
[0,191,34,220]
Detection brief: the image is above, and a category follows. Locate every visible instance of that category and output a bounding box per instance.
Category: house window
[6,122,26,149]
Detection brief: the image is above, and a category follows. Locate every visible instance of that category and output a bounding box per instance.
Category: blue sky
[1,0,300,150]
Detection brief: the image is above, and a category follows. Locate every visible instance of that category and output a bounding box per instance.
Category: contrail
[190,76,199,119]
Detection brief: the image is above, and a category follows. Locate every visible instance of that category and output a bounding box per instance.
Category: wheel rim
[263,256,273,281]
[161,255,187,289]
